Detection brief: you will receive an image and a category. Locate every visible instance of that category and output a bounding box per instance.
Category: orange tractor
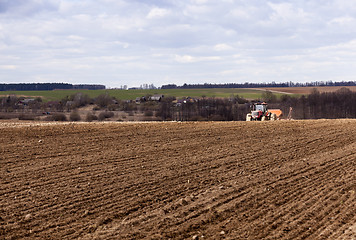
[246,102,282,121]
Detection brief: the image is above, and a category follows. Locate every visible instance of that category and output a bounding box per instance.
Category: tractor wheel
[261,116,266,121]
[246,114,252,121]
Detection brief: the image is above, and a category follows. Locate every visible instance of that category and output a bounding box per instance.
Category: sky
[1,0,356,88]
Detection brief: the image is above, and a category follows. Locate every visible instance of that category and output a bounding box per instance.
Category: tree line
[0,83,105,91]
[276,88,356,119]
[161,81,356,89]
[154,88,356,121]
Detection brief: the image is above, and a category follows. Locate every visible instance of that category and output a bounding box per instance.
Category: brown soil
[0,120,355,239]
[259,86,356,94]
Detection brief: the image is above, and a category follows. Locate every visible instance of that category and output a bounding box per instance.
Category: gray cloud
[1,0,356,87]
[0,0,59,16]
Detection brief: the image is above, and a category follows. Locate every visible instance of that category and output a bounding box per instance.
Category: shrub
[209,115,225,121]
[0,113,14,119]
[188,116,207,121]
[45,113,67,121]
[108,104,118,111]
[86,113,98,122]
[70,111,81,121]
[142,117,155,121]
[54,113,67,121]
[95,93,113,108]
[18,114,36,120]
[98,111,114,121]
[144,110,153,117]
[98,113,105,121]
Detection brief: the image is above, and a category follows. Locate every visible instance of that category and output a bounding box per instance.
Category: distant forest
[161,81,356,89]
[0,83,106,91]
[2,81,356,91]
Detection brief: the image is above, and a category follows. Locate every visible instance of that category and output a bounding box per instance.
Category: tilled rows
[0,120,355,239]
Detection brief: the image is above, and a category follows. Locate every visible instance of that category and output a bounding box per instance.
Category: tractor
[246,102,282,121]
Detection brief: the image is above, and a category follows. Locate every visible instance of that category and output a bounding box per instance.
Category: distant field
[1,86,354,101]
[260,86,356,95]
[0,88,281,101]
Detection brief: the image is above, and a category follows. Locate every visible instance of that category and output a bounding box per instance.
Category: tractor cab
[253,102,268,113]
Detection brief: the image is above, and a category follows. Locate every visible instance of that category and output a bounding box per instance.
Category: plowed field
[1,120,355,239]
[262,86,356,94]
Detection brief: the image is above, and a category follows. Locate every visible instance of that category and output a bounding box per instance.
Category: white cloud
[268,2,308,22]
[113,41,130,49]
[175,54,194,63]
[175,54,221,63]
[67,35,86,41]
[329,16,355,25]
[147,7,170,19]
[214,43,233,51]
[0,65,17,70]
[191,0,209,4]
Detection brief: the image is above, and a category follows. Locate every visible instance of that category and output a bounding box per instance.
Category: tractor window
[256,104,267,112]
[255,105,264,111]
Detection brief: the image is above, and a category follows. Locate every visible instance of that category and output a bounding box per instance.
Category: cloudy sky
[1,0,356,88]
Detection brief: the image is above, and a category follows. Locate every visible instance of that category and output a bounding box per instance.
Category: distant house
[184,97,196,103]
[135,96,146,104]
[17,99,35,106]
[174,97,197,106]
[149,94,164,101]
